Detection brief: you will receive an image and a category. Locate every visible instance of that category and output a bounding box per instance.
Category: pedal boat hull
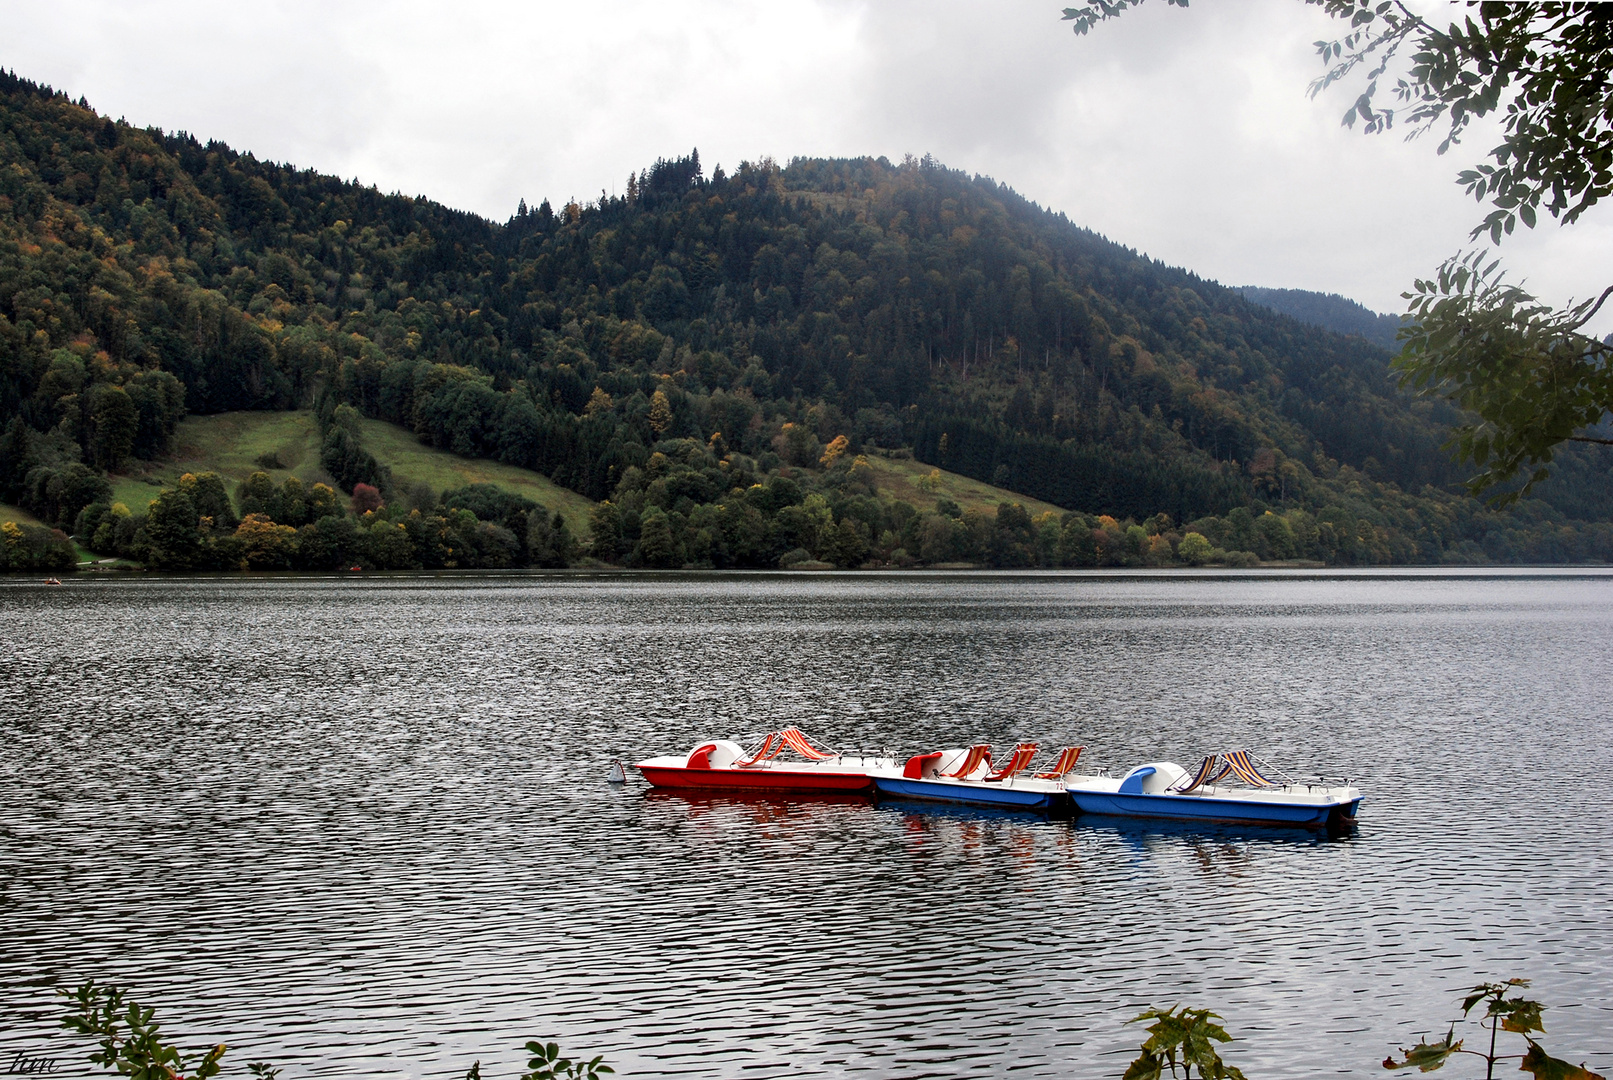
[871,773,1066,810]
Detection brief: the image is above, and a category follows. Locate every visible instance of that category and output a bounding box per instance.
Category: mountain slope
[1,69,1609,566]
[1238,286,1402,351]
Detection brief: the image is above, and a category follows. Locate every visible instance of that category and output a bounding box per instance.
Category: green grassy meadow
[108,411,325,513]
[105,411,598,537]
[861,454,1065,519]
[355,416,597,531]
[1,502,45,526]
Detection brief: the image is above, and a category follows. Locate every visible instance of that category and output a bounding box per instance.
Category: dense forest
[2,69,1611,571]
[1236,287,1402,352]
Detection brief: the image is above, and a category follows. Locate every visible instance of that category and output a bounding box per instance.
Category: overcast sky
[5,0,1607,331]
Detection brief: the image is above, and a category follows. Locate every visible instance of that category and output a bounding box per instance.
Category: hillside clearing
[356,417,597,533]
[862,455,1066,519]
[97,411,1061,543]
[106,411,596,536]
[108,411,325,512]
[1,502,46,527]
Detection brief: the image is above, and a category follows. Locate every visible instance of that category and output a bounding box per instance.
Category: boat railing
[834,750,896,766]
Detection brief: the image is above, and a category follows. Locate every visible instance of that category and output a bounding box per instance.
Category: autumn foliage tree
[350,483,384,515]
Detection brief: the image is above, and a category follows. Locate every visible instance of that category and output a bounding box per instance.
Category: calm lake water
[2,570,1611,1078]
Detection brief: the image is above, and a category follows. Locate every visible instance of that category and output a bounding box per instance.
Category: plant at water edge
[1383,979,1606,1079]
[58,981,228,1080]
[521,1039,613,1080]
[1122,1005,1247,1079]
[464,1040,613,1080]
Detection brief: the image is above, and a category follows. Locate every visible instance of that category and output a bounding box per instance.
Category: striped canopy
[1172,754,1233,793]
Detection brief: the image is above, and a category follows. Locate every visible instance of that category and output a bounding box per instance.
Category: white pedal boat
[1064,751,1362,829]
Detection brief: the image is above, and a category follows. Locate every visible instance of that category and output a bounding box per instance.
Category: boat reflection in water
[641,789,875,815]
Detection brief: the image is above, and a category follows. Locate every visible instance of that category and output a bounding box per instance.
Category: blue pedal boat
[870,744,1078,812]
[1064,751,1362,830]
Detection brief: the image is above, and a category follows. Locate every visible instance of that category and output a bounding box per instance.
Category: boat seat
[1223,749,1281,788]
[686,740,745,769]
[1171,754,1232,793]
[940,744,992,780]
[1032,745,1084,780]
[903,751,944,779]
[983,742,1038,782]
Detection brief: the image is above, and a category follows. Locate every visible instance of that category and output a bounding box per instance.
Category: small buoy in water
[607,760,627,784]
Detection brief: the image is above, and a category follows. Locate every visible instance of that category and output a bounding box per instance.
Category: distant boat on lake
[635,732,1361,829]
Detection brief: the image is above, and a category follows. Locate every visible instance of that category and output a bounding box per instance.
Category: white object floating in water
[607,760,627,785]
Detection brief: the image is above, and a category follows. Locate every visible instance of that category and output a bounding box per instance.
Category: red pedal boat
[633,727,893,794]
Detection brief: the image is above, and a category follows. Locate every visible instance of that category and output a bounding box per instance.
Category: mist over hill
[2,68,1610,566]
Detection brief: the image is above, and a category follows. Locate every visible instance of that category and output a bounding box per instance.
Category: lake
[2,570,1610,1078]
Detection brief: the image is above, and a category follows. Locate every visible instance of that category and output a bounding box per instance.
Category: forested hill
[3,70,1611,568]
[1238,287,1402,351]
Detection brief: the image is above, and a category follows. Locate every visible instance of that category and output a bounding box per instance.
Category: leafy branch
[1310,3,1613,494]
[1060,0,1190,37]
[1383,978,1606,1079]
[1122,1005,1247,1080]
[466,1039,614,1080]
[58,981,228,1080]
[1306,0,1431,136]
[1305,3,1613,243]
[1396,252,1613,500]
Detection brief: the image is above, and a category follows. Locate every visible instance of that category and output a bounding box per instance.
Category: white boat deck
[1063,774,1359,806]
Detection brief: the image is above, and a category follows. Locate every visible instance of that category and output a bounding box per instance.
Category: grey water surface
[2,570,1610,1078]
